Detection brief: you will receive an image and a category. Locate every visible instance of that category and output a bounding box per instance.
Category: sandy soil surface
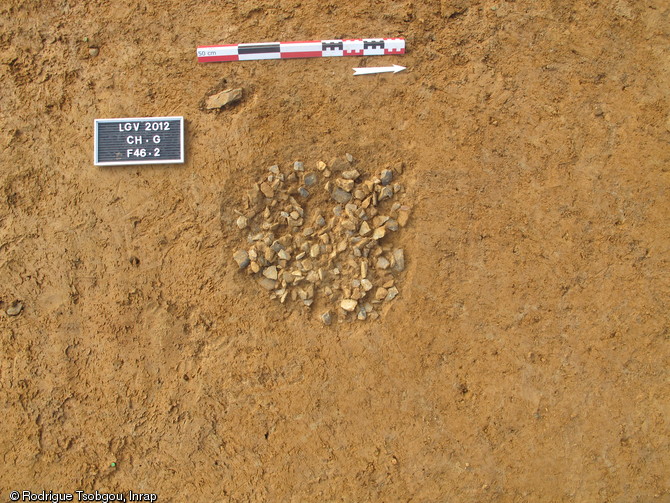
[1,0,669,501]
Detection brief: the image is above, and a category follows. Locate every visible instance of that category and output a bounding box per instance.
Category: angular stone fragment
[236,215,248,229]
[259,278,276,290]
[373,215,389,228]
[260,182,274,198]
[310,244,321,258]
[336,179,355,192]
[329,157,349,171]
[346,153,354,162]
[386,287,399,301]
[375,287,388,301]
[341,299,358,312]
[380,169,393,186]
[294,161,304,171]
[317,161,327,171]
[263,266,278,280]
[361,279,373,291]
[332,187,352,204]
[398,206,411,227]
[372,227,386,240]
[392,249,405,272]
[233,250,250,269]
[304,173,317,186]
[206,88,242,109]
[379,186,393,201]
[359,221,371,236]
[321,311,332,325]
[341,169,360,180]
[376,256,390,270]
[6,301,22,316]
[298,187,309,198]
[386,219,399,231]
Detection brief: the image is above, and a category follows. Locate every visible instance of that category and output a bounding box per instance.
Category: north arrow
[352,64,406,76]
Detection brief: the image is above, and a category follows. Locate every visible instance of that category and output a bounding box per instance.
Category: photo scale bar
[197,38,405,63]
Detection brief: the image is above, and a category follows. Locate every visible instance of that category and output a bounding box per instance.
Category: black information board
[94,116,184,166]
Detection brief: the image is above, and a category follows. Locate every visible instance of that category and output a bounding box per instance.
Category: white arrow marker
[352,64,406,76]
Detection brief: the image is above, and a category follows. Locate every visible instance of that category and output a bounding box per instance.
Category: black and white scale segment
[94,117,184,166]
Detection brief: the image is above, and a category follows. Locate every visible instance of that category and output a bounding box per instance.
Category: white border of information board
[94,116,185,166]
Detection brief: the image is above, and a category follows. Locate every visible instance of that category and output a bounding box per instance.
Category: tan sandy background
[1,0,669,501]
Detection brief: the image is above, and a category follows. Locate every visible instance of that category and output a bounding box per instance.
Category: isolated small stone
[341,299,358,312]
[294,161,304,171]
[6,301,23,316]
[321,311,332,326]
[206,88,242,109]
[89,47,99,57]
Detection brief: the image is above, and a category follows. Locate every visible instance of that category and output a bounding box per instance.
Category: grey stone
[321,311,332,326]
[392,249,405,272]
[233,250,250,269]
[380,169,393,186]
[379,186,393,201]
[332,187,352,204]
[386,287,399,301]
[298,187,310,198]
[259,278,277,290]
[294,161,304,171]
[304,173,317,186]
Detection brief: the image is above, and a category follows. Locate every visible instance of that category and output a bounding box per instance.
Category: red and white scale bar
[197,38,405,63]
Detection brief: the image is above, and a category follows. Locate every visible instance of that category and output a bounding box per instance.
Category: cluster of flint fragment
[232,155,410,324]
